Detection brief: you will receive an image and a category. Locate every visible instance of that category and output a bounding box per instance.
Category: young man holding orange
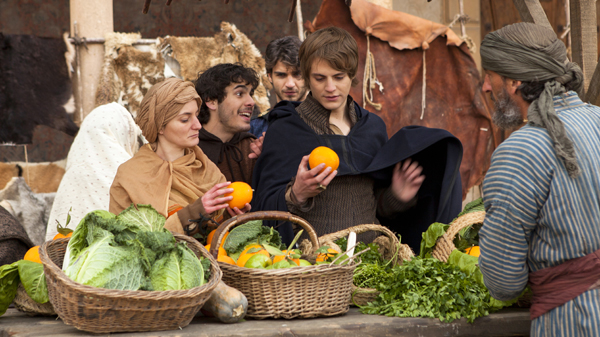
[194,63,263,186]
[252,27,463,250]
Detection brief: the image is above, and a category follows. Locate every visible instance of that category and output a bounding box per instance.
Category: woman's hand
[391,159,425,203]
[201,182,234,214]
[226,203,251,217]
[291,155,337,204]
[248,132,265,159]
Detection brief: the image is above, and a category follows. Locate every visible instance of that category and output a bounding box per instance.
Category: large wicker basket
[13,283,56,316]
[209,211,356,319]
[309,224,414,306]
[431,210,485,262]
[39,234,221,333]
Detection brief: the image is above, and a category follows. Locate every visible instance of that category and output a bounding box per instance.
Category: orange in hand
[224,182,253,210]
[24,246,42,264]
[308,146,339,174]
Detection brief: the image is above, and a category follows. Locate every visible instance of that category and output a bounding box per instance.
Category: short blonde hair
[299,27,359,88]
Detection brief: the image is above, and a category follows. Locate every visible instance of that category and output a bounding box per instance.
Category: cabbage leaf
[150,243,204,291]
[18,260,48,304]
[117,204,165,232]
[0,262,19,316]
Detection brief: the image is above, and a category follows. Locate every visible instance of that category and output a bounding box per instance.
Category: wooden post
[570,0,597,98]
[70,0,113,123]
[512,0,553,30]
[296,0,304,41]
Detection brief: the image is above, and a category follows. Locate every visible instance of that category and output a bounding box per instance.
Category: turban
[481,22,583,178]
[136,78,202,143]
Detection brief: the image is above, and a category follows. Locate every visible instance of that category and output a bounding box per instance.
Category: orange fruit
[236,245,270,268]
[308,146,339,174]
[53,232,73,240]
[465,246,480,257]
[205,244,227,257]
[24,246,42,264]
[217,255,236,265]
[316,248,339,262]
[206,229,229,247]
[224,182,253,210]
[272,250,300,266]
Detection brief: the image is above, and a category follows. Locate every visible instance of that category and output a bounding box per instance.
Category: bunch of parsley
[360,257,496,323]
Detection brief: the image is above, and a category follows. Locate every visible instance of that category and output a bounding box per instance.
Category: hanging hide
[0,33,78,144]
[159,22,272,114]
[95,32,165,118]
[308,0,498,197]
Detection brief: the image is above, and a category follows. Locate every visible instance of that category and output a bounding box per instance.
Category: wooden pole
[512,0,553,30]
[570,0,598,98]
[70,0,113,123]
[296,0,304,41]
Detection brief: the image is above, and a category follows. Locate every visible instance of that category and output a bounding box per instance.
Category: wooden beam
[512,0,553,30]
[570,0,598,98]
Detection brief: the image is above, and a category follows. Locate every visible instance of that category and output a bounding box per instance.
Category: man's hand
[391,159,425,203]
[291,155,337,204]
[201,181,234,214]
[248,132,265,159]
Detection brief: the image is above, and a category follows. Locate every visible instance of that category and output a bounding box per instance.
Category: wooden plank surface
[0,308,531,337]
[512,0,553,29]
[570,0,598,97]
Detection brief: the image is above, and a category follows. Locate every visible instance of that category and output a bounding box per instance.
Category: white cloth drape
[45,103,145,241]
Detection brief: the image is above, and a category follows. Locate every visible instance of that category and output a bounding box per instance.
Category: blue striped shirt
[479,91,600,336]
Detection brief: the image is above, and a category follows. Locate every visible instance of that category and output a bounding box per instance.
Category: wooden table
[0,307,531,336]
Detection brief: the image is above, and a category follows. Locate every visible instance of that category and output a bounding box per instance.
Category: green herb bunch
[360,257,495,323]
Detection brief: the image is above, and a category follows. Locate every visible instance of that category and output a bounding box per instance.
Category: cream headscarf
[47,103,144,241]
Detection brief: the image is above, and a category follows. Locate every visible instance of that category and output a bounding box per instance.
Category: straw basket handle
[209,211,320,259]
[431,210,486,262]
[313,224,413,264]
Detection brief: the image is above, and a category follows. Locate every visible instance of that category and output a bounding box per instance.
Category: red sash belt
[529,248,600,320]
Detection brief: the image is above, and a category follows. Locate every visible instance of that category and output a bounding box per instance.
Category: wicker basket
[431,211,485,262]
[39,234,222,333]
[311,224,415,306]
[13,283,56,316]
[209,211,356,319]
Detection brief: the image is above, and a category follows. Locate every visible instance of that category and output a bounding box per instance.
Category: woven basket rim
[217,259,356,275]
[39,234,222,300]
[431,210,485,262]
[210,210,321,258]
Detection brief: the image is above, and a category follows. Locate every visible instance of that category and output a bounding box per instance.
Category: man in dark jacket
[194,63,263,185]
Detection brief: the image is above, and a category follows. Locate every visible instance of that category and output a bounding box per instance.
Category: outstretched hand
[248,132,265,159]
[291,155,337,204]
[226,203,251,217]
[201,182,234,214]
[391,159,425,203]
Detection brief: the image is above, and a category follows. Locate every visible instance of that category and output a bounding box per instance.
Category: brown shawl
[109,144,226,231]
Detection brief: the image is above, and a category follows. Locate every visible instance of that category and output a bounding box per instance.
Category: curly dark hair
[517,80,580,103]
[194,63,259,124]
[265,36,302,75]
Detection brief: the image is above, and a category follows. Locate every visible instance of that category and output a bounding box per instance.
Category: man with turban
[110,78,250,236]
[478,22,600,335]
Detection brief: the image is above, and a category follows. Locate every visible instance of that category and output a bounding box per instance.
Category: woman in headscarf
[46,102,145,241]
[110,78,250,235]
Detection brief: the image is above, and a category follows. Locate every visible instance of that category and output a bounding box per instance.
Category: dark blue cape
[252,100,463,251]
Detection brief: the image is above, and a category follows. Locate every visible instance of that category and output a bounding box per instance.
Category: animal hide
[0,33,78,144]
[0,177,55,246]
[95,32,165,117]
[0,160,66,193]
[0,205,33,266]
[159,22,272,114]
[308,0,498,197]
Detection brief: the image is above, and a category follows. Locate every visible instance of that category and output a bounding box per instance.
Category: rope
[420,49,427,120]
[362,35,383,111]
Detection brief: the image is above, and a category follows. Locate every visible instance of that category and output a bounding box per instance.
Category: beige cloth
[348,0,463,50]
[109,144,226,233]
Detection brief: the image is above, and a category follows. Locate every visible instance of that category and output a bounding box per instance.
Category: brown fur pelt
[159,22,272,114]
[95,32,165,118]
[0,161,66,193]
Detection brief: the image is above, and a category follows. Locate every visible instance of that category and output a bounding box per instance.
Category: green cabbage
[150,243,204,291]
[0,262,19,316]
